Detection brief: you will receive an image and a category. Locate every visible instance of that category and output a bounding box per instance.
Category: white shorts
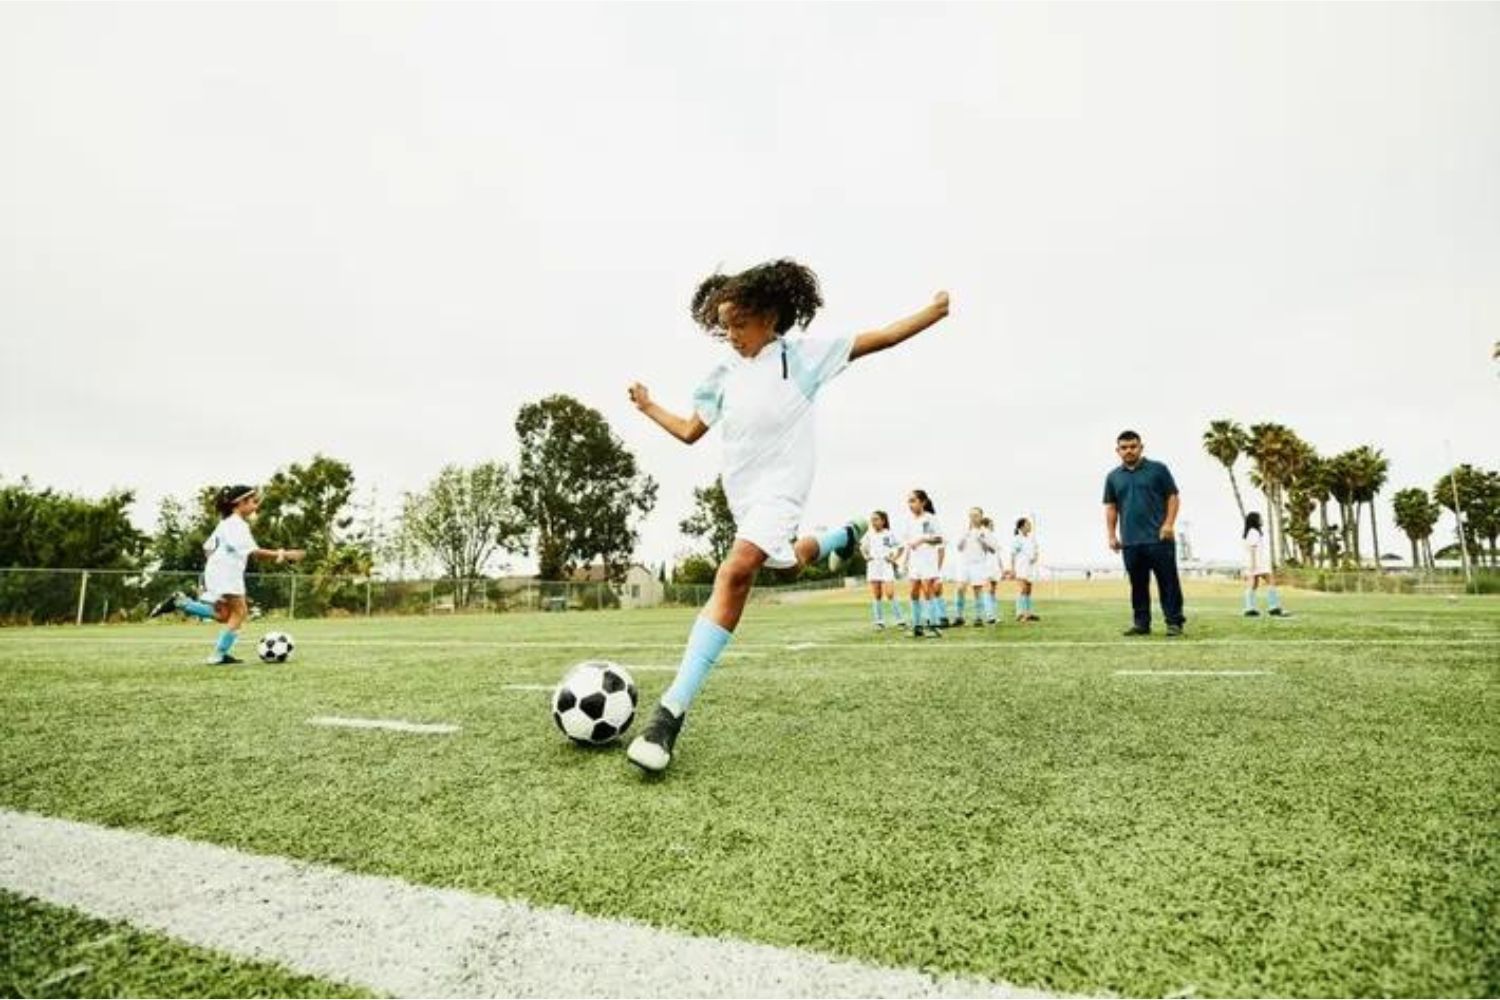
[907,550,941,581]
[961,562,992,585]
[202,565,246,600]
[1013,562,1037,583]
[735,497,802,570]
[866,561,895,583]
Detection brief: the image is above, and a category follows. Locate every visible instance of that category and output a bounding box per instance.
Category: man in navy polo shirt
[1103,430,1186,636]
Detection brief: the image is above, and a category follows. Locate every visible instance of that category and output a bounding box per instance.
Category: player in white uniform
[940,536,965,624]
[626,260,950,771]
[979,516,1003,624]
[1010,516,1041,622]
[901,489,945,638]
[148,485,305,663]
[861,510,906,630]
[1242,511,1290,617]
[956,507,999,627]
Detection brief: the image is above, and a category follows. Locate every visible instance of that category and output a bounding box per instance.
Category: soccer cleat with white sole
[627,703,684,773]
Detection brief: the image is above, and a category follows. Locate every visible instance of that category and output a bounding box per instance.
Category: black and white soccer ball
[257,631,295,663]
[551,661,637,745]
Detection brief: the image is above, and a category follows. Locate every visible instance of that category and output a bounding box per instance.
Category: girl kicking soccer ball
[861,510,906,630]
[149,485,304,664]
[627,260,949,772]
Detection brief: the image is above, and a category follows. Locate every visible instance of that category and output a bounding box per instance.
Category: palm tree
[1326,450,1362,567]
[1393,488,1440,569]
[1202,420,1251,520]
[1247,423,1302,568]
[1350,446,1389,572]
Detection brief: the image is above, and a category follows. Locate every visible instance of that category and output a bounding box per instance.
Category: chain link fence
[0,568,857,626]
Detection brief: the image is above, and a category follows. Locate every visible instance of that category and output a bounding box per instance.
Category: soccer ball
[257,631,295,663]
[551,661,637,745]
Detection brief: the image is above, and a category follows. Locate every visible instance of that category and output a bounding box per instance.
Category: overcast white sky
[2,2,1496,570]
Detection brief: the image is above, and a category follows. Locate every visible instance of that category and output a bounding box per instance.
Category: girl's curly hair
[690,259,823,336]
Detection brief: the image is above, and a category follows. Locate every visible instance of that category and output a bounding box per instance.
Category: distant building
[566,563,664,609]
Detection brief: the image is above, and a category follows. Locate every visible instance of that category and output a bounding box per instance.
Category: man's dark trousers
[1121,541,1185,631]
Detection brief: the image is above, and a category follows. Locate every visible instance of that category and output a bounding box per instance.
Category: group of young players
[859,496,1041,637]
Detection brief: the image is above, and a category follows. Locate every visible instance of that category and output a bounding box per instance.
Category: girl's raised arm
[849,291,949,361]
[629,382,708,444]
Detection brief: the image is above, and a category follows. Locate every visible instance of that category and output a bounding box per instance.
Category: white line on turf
[500,684,554,692]
[1113,670,1273,677]
[0,809,1048,999]
[306,716,460,734]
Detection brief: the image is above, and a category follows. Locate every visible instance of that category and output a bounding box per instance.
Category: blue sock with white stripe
[1244,589,1256,611]
[662,616,733,716]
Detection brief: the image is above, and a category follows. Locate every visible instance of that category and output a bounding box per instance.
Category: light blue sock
[661,616,733,716]
[870,600,882,624]
[180,598,215,620]
[910,599,922,624]
[979,592,991,620]
[937,595,950,621]
[955,591,967,619]
[1267,587,1281,611]
[1024,594,1034,614]
[889,599,904,623]
[1244,589,1256,611]
[213,630,237,657]
[815,524,851,559]
[926,599,941,626]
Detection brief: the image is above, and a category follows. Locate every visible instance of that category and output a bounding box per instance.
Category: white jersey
[1011,535,1039,580]
[203,513,258,598]
[1244,528,1272,577]
[904,513,944,580]
[693,334,853,567]
[958,527,996,567]
[862,528,900,583]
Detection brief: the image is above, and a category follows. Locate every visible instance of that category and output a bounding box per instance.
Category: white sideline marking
[1114,670,1273,677]
[0,809,1047,999]
[6,636,1493,651]
[501,684,554,692]
[306,716,459,734]
[786,642,819,651]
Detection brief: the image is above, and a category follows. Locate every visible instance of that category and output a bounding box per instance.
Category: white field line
[306,716,459,735]
[0,809,1047,999]
[5,636,1493,650]
[1114,670,1274,677]
[500,684,554,692]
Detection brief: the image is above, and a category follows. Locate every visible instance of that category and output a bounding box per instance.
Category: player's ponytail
[215,485,257,518]
[911,489,935,514]
[1243,511,1262,538]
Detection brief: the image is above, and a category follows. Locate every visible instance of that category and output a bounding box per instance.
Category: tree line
[1,395,657,603]
[1202,420,1498,570]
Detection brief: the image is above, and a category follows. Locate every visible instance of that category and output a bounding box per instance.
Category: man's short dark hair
[1117,430,1141,443]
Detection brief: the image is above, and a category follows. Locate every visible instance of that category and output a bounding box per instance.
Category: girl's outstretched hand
[627,383,651,411]
[932,291,950,315]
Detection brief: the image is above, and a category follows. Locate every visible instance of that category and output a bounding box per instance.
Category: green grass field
[2,586,1497,997]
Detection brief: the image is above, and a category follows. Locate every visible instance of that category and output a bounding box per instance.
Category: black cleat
[953,617,966,627]
[1243,609,1261,617]
[1122,626,1151,637]
[1268,608,1292,617]
[911,625,925,638]
[205,654,244,665]
[149,592,184,619]
[627,703,685,773]
[1166,624,1184,637]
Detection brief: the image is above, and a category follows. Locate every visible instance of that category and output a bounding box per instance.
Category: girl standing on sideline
[626,260,950,772]
[1010,516,1041,622]
[956,507,997,627]
[1242,512,1290,617]
[902,489,945,639]
[149,486,305,663]
[979,516,1003,624]
[861,510,906,630]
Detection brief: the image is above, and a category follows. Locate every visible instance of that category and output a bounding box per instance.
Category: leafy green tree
[679,476,737,564]
[1433,465,1500,567]
[255,455,369,577]
[1202,420,1252,520]
[148,489,218,572]
[1246,423,1304,568]
[0,477,145,569]
[1392,487,1440,568]
[672,553,718,585]
[401,462,527,604]
[515,395,658,582]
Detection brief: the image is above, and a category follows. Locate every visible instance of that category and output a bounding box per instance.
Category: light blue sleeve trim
[783,335,854,401]
[692,363,731,427]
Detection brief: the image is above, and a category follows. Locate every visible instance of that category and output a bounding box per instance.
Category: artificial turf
[0,586,1496,997]
[0,890,368,998]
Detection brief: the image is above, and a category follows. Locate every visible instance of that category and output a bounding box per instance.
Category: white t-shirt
[904,513,944,578]
[862,528,902,566]
[1011,535,1039,577]
[1244,528,1272,577]
[203,513,258,597]
[958,527,996,567]
[693,334,854,524]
